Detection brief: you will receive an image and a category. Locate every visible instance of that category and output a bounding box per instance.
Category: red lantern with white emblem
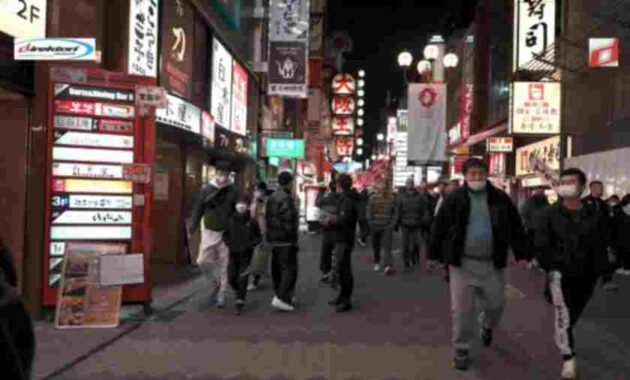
[332,116,355,135]
[331,96,355,115]
[332,73,356,94]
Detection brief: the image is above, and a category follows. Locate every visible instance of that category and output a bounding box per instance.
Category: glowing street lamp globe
[423,44,439,61]
[358,69,366,78]
[443,53,459,68]
[417,60,431,74]
[397,51,413,68]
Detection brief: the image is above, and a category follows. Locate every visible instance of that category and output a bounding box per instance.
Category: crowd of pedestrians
[186,157,627,380]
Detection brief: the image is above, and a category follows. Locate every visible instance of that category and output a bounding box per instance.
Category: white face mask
[467,181,486,192]
[557,184,579,198]
[236,203,248,214]
[623,205,630,216]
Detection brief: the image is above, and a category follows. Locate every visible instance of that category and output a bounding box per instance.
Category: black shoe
[235,300,245,315]
[335,302,353,313]
[453,349,470,371]
[320,274,330,284]
[481,327,493,347]
[328,298,341,306]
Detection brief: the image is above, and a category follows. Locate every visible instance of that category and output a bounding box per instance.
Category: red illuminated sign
[99,119,134,134]
[55,100,95,116]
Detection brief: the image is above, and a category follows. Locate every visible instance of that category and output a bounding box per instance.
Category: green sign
[211,0,241,29]
[269,157,280,167]
[265,138,305,158]
[249,139,258,158]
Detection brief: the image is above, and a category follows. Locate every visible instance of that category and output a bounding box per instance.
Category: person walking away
[266,171,300,312]
[432,181,450,282]
[323,174,360,312]
[190,161,238,309]
[609,195,630,276]
[316,181,339,284]
[367,181,397,274]
[356,188,370,247]
[583,180,618,291]
[0,239,35,380]
[248,182,269,290]
[224,195,262,314]
[429,158,529,371]
[535,168,609,380]
[520,189,550,270]
[396,177,431,270]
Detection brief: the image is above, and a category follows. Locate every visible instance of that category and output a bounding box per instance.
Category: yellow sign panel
[52,178,133,194]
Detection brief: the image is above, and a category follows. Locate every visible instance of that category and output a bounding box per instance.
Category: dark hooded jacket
[224,212,262,253]
[430,182,529,269]
[266,187,299,245]
[190,182,239,232]
[396,188,432,228]
[329,189,361,243]
[520,194,550,232]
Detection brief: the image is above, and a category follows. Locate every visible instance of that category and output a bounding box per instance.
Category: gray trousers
[449,264,505,352]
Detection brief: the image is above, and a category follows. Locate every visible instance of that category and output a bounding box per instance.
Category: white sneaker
[374,264,382,271]
[271,296,294,312]
[561,358,576,379]
[247,283,258,291]
[622,269,630,276]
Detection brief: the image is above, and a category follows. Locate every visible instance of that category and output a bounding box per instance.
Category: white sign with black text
[52,163,124,179]
[511,82,561,134]
[155,94,201,135]
[0,0,47,38]
[211,38,233,129]
[128,0,159,77]
[514,0,556,71]
[52,211,132,225]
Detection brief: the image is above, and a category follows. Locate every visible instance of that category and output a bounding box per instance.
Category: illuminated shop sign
[54,100,135,118]
[52,210,133,225]
[52,163,124,179]
[53,131,134,149]
[54,84,135,103]
[52,178,133,194]
[510,82,561,134]
[14,38,96,61]
[50,226,133,240]
[487,137,514,153]
[52,147,134,163]
[54,116,97,131]
[513,0,556,71]
[99,119,134,134]
[51,195,133,210]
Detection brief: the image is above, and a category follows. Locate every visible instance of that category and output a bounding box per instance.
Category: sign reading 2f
[0,0,47,38]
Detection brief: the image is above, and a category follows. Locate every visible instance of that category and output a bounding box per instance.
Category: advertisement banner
[160,0,194,98]
[128,0,159,77]
[268,41,308,98]
[407,83,447,165]
[55,243,125,329]
[515,135,560,176]
[269,0,310,42]
[155,94,201,135]
[14,38,96,61]
[511,82,561,134]
[211,38,233,129]
[459,83,473,140]
[487,137,514,153]
[513,0,556,71]
[231,61,248,136]
[53,131,134,149]
[0,0,47,38]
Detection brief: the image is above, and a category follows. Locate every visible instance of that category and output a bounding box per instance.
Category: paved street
[37,233,630,380]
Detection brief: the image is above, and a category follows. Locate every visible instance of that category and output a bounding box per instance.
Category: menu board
[55,243,125,329]
[47,83,140,296]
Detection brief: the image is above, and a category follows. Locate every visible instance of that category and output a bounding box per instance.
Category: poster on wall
[160,0,194,98]
[511,82,561,134]
[128,0,160,77]
[231,61,248,136]
[211,38,233,129]
[269,0,310,42]
[515,135,560,176]
[513,0,556,71]
[268,42,308,98]
[55,243,125,329]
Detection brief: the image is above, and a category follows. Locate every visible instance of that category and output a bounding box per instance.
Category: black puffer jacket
[396,189,432,228]
[316,191,340,233]
[329,189,361,243]
[190,183,239,232]
[224,213,262,253]
[535,201,608,277]
[429,182,529,269]
[266,187,299,244]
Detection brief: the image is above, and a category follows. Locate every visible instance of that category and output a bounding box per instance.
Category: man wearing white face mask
[190,161,239,309]
[535,168,609,380]
[429,158,529,371]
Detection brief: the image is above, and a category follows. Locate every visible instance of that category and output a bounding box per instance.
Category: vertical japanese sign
[211,37,233,130]
[160,0,194,98]
[128,0,159,78]
[407,83,447,165]
[268,0,310,98]
[231,61,248,136]
[514,0,556,71]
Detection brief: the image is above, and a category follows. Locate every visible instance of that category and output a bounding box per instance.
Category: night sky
[327,0,477,154]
